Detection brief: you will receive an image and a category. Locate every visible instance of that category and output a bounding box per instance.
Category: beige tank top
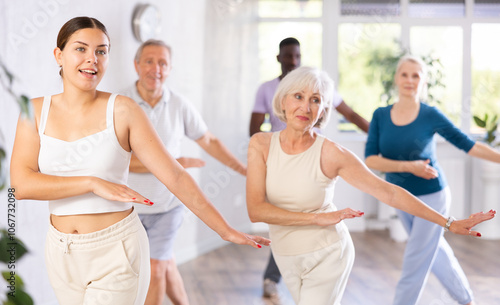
[266,132,341,255]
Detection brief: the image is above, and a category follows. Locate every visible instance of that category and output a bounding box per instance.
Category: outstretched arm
[195,131,246,176]
[246,133,363,226]
[249,112,266,136]
[335,101,370,133]
[123,96,268,248]
[323,140,495,236]
[130,153,205,173]
[468,141,500,163]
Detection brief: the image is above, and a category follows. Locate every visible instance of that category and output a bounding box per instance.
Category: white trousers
[45,209,150,305]
[273,223,355,305]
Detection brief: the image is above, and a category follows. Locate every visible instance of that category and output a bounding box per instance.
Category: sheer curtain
[199,0,260,225]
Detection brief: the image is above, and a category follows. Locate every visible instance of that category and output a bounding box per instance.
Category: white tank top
[266,132,341,255]
[38,94,132,215]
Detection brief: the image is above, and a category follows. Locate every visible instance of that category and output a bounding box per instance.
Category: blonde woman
[365,55,500,305]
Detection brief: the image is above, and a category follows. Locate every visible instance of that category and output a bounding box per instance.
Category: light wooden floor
[167,230,500,305]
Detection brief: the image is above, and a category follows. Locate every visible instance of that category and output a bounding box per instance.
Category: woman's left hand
[222,229,271,249]
[449,209,497,236]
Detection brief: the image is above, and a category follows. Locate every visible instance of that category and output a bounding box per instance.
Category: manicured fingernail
[149,201,154,205]
[132,198,136,200]
[257,244,262,248]
[477,233,481,237]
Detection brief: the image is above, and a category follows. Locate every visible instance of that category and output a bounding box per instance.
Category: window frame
[258,0,500,138]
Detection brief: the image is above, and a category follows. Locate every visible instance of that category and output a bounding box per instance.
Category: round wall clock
[132,4,161,42]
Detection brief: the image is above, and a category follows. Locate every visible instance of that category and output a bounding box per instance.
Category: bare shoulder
[249,132,273,150]
[28,96,47,127]
[113,93,144,117]
[322,137,350,159]
[114,93,137,105]
[248,132,273,163]
[30,96,44,113]
[321,137,358,178]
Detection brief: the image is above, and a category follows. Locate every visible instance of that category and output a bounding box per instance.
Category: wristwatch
[444,216,456,231]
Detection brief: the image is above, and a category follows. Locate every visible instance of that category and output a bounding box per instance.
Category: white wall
[0,1,243,304]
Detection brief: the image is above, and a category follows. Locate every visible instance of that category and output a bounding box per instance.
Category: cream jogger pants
[45,209,150,305]
[273,223,355,305]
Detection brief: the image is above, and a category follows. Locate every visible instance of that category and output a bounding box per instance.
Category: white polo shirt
[122,83,208,214]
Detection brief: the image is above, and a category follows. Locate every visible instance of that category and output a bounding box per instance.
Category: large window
[338,23,401,128]
[408,0,465,18]
[471,23,500,133]
[259,0,322,18]
[257,0,500,134]
[410,26,463,125]
[258,22,322,83]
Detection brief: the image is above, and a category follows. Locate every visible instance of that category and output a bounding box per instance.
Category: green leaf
[2,271,25,288]
[6,288,34,305]
[473,116,486,128]
[0,61,15,86]
[492,114,498,124]
[18,95,31,117]
[0,230,29,263]
[486,133,495,144]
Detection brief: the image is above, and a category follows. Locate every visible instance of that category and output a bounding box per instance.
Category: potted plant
[472,113,500,239]
[0,58,34,305]
[473,113,499,147]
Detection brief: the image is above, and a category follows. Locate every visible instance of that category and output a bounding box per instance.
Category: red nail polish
[257,244,262,248]
[149,201,154,205]
[477,233,481,237]
[132,198,136,200]
[144,199,149,203]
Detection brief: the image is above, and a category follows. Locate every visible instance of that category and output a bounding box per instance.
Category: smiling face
[54,28,109,92]
[395,60,426,100]
[281,87,324,131]
[134,44,171,93]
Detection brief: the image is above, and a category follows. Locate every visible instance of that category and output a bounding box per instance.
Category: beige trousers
[45,209,150,305]
[273,224,355,305]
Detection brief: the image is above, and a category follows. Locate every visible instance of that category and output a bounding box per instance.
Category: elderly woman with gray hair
[246,66,495,305]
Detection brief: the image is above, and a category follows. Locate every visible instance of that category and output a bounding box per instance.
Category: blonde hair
[272,66,334,129]
[395,54,428,101]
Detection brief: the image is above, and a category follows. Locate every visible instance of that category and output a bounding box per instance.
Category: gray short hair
[134,39,172,63]
[272,66,334,129]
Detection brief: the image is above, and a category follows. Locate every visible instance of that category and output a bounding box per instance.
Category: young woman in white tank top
[10,17,269,305]
[246,66,495,305]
